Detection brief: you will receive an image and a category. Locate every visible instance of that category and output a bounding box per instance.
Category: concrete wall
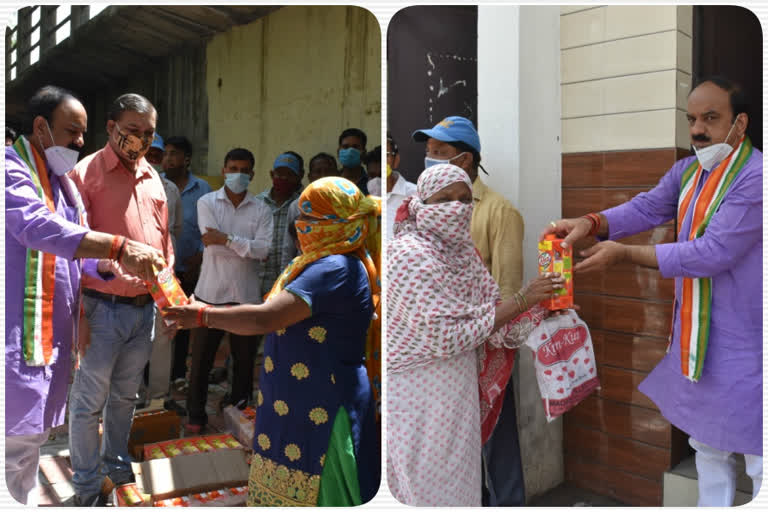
[560,5,693,153]
[206,5,382,194]
[80,44,209,175]
[478,5,564,501]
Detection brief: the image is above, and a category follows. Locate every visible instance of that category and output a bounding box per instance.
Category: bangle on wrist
[519,291,529,310]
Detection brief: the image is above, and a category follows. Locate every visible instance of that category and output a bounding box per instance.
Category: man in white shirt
[369,133,417,240]
[184,148,273,432]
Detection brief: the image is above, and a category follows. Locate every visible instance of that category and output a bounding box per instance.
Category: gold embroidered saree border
[247,453,321,506]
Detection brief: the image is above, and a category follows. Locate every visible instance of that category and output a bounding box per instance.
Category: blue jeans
[482,375,525,506]
[69,296,155,498]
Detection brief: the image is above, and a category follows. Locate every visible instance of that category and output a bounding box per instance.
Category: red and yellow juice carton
[157,440,183,458]
[146,265,189,325]
[115,483,148,506]
[193,437,214,452]
[144,443,167,460]
[176,439,201,455]
[537,235,574,310]
[204,433,243,450]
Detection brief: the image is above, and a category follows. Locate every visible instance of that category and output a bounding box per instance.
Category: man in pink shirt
[68,93,174,506]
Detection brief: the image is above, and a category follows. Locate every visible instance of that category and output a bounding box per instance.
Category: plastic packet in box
[146,265,189,326]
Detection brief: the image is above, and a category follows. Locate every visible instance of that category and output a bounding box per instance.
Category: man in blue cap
[256,151,304,295]
[413,116,527,506]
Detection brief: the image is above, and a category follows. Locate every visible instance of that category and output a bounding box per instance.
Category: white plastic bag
[524,310,600,422]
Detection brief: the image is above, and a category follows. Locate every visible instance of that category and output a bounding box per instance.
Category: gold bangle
[519,292,529,310]
[513,293,523,311]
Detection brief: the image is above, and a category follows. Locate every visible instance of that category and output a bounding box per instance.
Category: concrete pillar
[478,5,563,501]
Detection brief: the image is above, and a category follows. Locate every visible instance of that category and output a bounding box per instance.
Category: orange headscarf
[266,177,382,418]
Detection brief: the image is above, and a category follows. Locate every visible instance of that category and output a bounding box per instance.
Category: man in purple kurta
[544,76,762,506]
[5,86,164,505]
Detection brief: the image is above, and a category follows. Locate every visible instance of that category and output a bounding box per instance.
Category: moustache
[691,133,710,143]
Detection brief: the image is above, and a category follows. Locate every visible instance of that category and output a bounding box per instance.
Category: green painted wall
[206,5,381,193]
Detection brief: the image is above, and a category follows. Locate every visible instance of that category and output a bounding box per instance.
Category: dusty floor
[37,341,253,506]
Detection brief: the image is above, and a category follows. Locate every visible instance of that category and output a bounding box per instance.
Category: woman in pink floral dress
[386,164,562,506]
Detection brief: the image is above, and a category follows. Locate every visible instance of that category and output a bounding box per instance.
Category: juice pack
[146,265,189,325]
[205,433,243,450]
[157,440,183,458]
[537,235,573,310]
[144,443,167,460]
[115,483,147,506]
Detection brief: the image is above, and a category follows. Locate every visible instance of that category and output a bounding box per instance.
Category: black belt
[83,289,154,307]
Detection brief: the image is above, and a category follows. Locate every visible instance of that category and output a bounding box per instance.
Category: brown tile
[565,454,662,506]
[563,148,680,188]
[576,262,674,302]
[564,422,671,480]
[565,395,672,449]
[591,329,668,373]
[595,366,657,410]
[574,293,673,339]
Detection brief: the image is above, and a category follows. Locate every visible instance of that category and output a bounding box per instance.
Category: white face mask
[39,120,80,176]
[692,120,738,171]
[424,152,466,171]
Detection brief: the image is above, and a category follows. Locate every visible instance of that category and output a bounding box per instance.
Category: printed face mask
[113,122,152,161]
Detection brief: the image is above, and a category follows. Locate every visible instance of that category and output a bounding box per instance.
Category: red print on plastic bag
[525,311,600,422]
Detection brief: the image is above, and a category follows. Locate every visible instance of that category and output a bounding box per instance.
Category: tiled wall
[560,6,692,153]
[558,6,693,506]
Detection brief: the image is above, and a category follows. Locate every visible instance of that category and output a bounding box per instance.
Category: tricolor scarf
[675,136,752,381]
[265,177,382,418]
[13,136,86,366]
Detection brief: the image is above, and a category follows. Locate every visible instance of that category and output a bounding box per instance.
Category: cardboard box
[135,449,250,502]
[223,405,256,449]
[128,410,182,461]
[143,435,241,461]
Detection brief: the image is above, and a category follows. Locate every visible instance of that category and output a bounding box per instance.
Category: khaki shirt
[470,177,524,300]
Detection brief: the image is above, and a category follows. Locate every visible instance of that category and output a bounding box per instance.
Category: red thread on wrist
[582,213,601,237]
[108,235,121,260]
[198,305,212,327]
[115,236,127,263]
